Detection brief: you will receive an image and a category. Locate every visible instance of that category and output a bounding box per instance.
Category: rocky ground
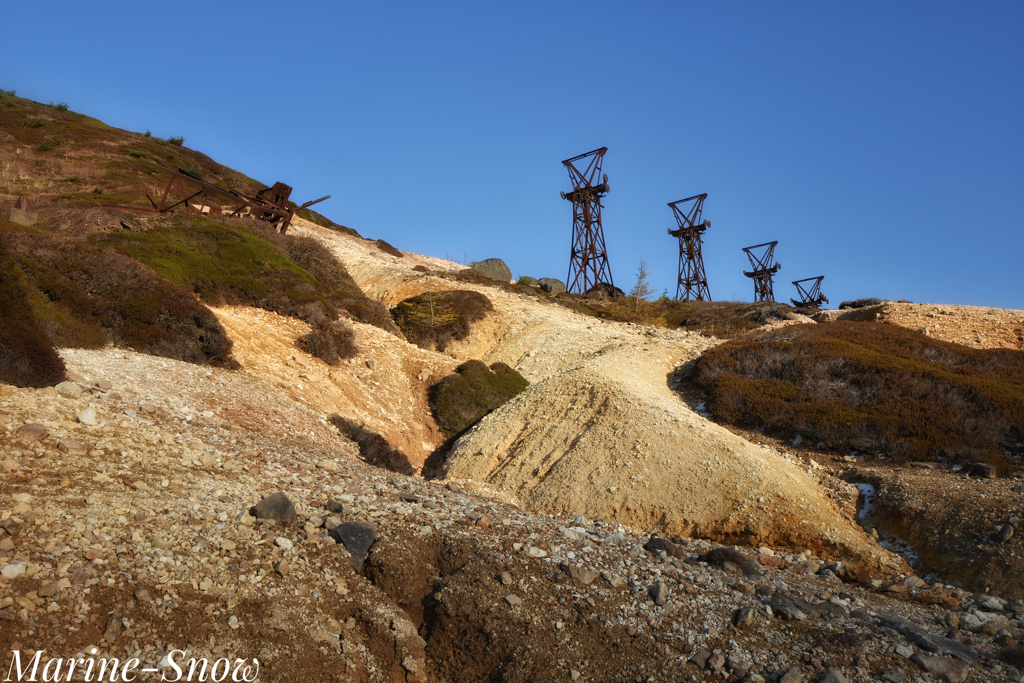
[3,356,1024,682]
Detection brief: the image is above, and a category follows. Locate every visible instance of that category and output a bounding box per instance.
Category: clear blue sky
[5,2,1023,309]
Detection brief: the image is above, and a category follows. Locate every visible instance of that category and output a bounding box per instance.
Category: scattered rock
[909,653,969,683]
[648,582,669,606]
[643,535,685,558]
[559,563,600,585]
[134,589,152,603]
[538,278,566,295]
[997,524,1014,542]
[733,605,754,628]
[103,614,123,642]
[317,460,340,472]
[817,669,850,683]
[505,594,522,607]
[15,424,48,442]
[366,359,376,370]
[55,381,82,399]
[274,537,293,550]
[252,492,298,523]
[1,562,26,579]
[329,521,378,570]
[275,560,290,576]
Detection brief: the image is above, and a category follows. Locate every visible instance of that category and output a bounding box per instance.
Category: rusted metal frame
[742,241,781,302]
[667,193,711,302]
[562,148,614,295]
[791,276,827,309]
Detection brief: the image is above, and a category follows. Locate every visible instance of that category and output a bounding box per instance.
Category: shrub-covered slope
[393,290,492,351]
[432,360,529,438]
[694,322,1024,471]
[0,94,395,369]
[0,239,67,386]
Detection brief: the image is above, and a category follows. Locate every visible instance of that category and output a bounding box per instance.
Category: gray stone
[1,561,26,579]
[817,669,849,683]
[468,258,512,282]
[559,563,600,585]
[365,359,376,369]
[56,381,82,399]
[689,649,711,668]
[538,278,566,295]
[77,408,97,426]
[134,589,152,603]
[504,594,522,607]
[94,380,113,391]
[895,643,914,658]
[997,524,1014,542]
[779,665,803,683]
[643,535,686,558]
[880,669,908,683]
[252,492,298,523]
[909,653,969,683]
[329,521,378,570]
[648,581,669,606]
[877,614,978,664]
[733,605,754,628]
[103,614,123,642]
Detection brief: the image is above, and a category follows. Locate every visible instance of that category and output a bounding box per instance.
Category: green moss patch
[431,360,529,439]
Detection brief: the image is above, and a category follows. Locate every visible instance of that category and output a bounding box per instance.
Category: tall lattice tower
[667,193,711,301]
[561,147,614,295]
[742,241,782,302]
[791,276,828,309]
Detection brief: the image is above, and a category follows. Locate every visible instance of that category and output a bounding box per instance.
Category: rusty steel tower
[561,147,614,295]
[742,241,782,302]
[791,276,828,309]
[667,193,711,301]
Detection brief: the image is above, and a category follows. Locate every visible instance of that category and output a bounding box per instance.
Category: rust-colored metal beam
[791,276,828,309]
[561,147,615,296]
[103,165,330,233]
[742,241,781,302]
[667,193,711,302]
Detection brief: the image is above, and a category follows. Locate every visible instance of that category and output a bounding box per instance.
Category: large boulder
[538,278,566,295]
[585,282,624,300]
[468,258,512,282]
[839,297,882,310]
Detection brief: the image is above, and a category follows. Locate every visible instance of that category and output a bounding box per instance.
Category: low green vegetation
[693,322,1024,473]
[3,230,236,367]
[97,217,396,363]
[392,290,492,351]
[431,360,529,439]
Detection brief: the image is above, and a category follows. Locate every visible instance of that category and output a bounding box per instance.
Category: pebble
[1,562,26,579]
[274,537,293,550]
[55,381,82,399]
[505,595,522,607]
[317,460,340,472]
[328,521,378,570]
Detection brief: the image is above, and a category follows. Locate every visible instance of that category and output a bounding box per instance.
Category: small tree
[630,258,655,313]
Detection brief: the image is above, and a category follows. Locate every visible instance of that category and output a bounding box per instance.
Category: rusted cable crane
[667,193,711,301]
[104,165,329,234]
[791,276,828,309]
[742,241,781,302]
[561,147,615,296]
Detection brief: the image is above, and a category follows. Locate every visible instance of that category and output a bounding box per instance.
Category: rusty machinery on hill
[667,193,712,302]
[742,241,782,302]
[791,276,828,309]
[104,165,329,234]
[561,147,615,296]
